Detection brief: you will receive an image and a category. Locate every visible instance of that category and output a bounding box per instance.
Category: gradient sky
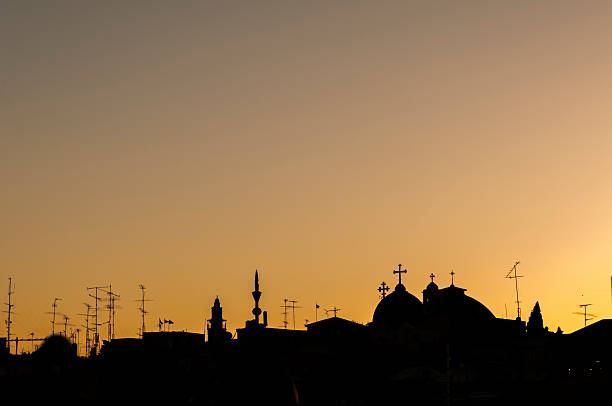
[3,1,612,346]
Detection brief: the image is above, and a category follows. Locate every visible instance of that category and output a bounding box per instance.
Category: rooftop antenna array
[87,285,110,354]
[136,284,152,338]
[101,285,120,340]
[573,304,596,327]
[4,277,15,352]
[506,261,523,319]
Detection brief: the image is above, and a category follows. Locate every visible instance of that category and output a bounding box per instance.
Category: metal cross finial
[450,270,455,285]
[393,264,407,285]
[430,273,435,283]
[378,281,390,298]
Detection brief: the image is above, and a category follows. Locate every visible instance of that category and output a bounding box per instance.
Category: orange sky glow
[2,2,612,345]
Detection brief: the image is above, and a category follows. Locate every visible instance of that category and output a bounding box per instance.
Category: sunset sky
[3,1,612,346]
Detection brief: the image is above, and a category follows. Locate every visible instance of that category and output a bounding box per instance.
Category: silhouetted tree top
[527,301,544,336]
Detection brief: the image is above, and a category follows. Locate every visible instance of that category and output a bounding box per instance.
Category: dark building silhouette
[2,266,612,405]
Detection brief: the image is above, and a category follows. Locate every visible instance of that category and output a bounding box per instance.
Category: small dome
[372,283,424,327]
[425,281,438,291]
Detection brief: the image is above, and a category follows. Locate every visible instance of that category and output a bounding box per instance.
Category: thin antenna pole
[281,299,289,329]
[79,303,92,356]
[137,284,151,338]
[574,303,595,327]
[5,278,15,353]
[50,297,62,335]
[75,328,80,355]
[506,261,523,319]
[288,300,301,330]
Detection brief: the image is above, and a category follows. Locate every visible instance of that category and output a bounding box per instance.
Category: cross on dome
[430,273,435,283]
[393,264,407,285]
[378,281,390,298]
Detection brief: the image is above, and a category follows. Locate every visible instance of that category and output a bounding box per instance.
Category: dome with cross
[422,271,495,331]
[372,264,424,327]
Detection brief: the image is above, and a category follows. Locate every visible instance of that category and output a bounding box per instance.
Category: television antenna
[288,300,301,330]
[136,284,152,338]
[281,299,289,329]
[573,304,596,327]
[325,306,341,318]
[101,285,120,340]
[78,303,92,356]
[46,298,62,335]
[506,261,523,319]
[4,278,15,352]
[87,285,110,354]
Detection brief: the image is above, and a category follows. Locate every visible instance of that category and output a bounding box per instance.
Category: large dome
[424,284,495,328]
[372,283,424,327]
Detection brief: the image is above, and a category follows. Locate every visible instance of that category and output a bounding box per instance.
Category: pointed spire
[255,269,259,292]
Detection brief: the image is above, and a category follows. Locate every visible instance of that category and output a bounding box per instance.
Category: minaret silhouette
[207,297,231,343]
[252,270,262,323]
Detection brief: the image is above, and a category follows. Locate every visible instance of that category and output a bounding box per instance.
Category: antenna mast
[325,306,341,318]
[49,297,62,335]
[87,285,110,354]
[4,278,15,352]
[136,284,151,338]
[288,300,301,330]
[506,261,523,319]
[101,285,120,341]
[62,314,74,337]
[573,303,596,327]
[78,303,92,356]
[281,299,289,329]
